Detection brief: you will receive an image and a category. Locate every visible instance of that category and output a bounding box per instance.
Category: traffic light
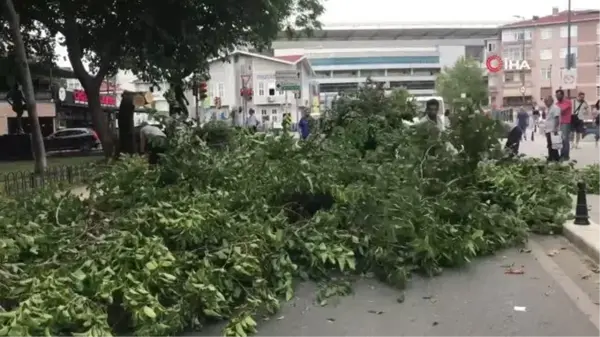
[199,82,208,101]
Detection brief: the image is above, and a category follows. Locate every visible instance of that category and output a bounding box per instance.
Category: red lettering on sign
[73,89,116,107]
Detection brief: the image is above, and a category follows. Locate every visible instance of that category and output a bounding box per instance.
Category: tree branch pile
[0,87,595,336]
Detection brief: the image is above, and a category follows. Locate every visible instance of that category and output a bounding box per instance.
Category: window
[541,67,552,80]
[559,47,578,59]
[504,72,519,83]
[487,42,496,52]
[260,109,269,122]
[560,25,578,38]
[271,109,279,123]
[541,28,552,40]
[257,82,265,96]
[597,23,600,35]
[217,83,224,99]
[540,49,553,60]
[502,47,532,60]
[501,29,532,42]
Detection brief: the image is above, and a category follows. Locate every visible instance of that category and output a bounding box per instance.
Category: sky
[55,0,600,69]
[321,0,600,24]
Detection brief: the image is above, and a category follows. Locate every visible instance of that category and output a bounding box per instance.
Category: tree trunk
[86,88,113,158]
[2,0,47,173]
[117,91,135,155]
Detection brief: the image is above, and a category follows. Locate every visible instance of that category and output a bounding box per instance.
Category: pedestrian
[137,122,167,165]
[571,92,589,149]
[418,99,445,130]
[543,95,561,162]
[532,104,540,133]
[594,100,599,147]
[504,122,524,156]
[516,107,529,141]
[555,89,572,160]
[246,108,259,133]
[298,110,311,140]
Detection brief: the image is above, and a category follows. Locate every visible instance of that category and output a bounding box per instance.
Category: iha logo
[486,55,531,72]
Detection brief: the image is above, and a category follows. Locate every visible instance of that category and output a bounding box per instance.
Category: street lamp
[513,15,527,105]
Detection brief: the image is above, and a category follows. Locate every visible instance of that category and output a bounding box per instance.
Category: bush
[0,86,583,336]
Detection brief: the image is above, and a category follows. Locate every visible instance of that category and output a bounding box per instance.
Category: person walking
[516,107,529,141]
[543,96,561,162]
[137,122,167,165]
[246,108,259,133]
[571,92,589,149]
[298,110,311,140]
[594,100,599,147]
[555,89,572,160]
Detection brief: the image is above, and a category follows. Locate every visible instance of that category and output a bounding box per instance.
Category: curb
[562,220,600,264]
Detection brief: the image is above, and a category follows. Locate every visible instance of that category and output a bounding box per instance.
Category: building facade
[272,22,506,106]
[202,51,316,126]
[487,8,599,112]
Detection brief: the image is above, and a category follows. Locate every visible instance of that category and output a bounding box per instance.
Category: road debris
[326,318,336,323]
[367,310,385,315]
[397,293,405,303]
[519,248,532,253]
[513,306,527,312]
[547,249,560,257]
[505,265,525,275]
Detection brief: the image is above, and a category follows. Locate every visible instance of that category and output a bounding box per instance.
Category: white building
[272,21,509,107]
[202,50,317,126]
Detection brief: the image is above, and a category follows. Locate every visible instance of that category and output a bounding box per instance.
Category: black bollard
[573,181,590,225]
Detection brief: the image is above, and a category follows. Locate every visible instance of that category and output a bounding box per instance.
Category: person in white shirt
[246,108,259,132]
[137,122,167,165]
[418,99,446,131]
[543,96,561,162]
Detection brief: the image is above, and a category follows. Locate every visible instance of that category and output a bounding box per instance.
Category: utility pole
[566,0,572,99]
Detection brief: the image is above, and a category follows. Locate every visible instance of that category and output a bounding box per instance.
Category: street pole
[521,28,526,106]
[195,94,199,123]
[566,0,572,99]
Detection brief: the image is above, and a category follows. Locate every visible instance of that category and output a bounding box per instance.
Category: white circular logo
[563,75,575,84]
[519,86,526,94]
[58,87,66,101]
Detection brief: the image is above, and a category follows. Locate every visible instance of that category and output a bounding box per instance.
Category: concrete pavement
[196,237,599,336]
[518,129,599,167]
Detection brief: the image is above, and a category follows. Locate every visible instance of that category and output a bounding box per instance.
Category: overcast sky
[321,0,600,24]
[55,0,600,69]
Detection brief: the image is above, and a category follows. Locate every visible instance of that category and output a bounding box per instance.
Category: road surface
[194,236,599,336]
[518,129,599,167]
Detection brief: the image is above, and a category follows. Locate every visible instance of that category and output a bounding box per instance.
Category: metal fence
[490,109,515,123]
[1,164,94,197]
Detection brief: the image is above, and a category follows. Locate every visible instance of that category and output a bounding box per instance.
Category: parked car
[45,128,101,153]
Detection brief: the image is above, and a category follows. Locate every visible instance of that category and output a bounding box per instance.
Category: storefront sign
[486,55,531,72]
[73,89,117,107]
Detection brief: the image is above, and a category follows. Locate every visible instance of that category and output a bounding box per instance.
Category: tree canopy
[7,0,324,155]
[435,57,488,109]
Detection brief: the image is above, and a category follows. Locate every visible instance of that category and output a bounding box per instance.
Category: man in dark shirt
[505,122,523,156]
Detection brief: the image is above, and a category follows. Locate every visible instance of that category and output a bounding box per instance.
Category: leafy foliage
[435,56,488,109]
[0,87,586,336]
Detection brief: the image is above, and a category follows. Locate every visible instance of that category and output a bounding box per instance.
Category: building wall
[205,54,313,125]
[491,21,600,109]
[274,36,489,98]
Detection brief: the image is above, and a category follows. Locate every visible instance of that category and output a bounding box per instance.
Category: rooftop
[277,21,511,41]
[502,10,600,29]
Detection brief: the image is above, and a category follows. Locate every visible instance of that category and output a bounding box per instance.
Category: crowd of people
[510,90,600,162]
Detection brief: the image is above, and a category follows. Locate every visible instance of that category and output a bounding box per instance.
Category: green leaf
[142,306,157,319]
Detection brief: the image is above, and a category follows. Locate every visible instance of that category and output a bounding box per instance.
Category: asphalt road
[196,236,599,336]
